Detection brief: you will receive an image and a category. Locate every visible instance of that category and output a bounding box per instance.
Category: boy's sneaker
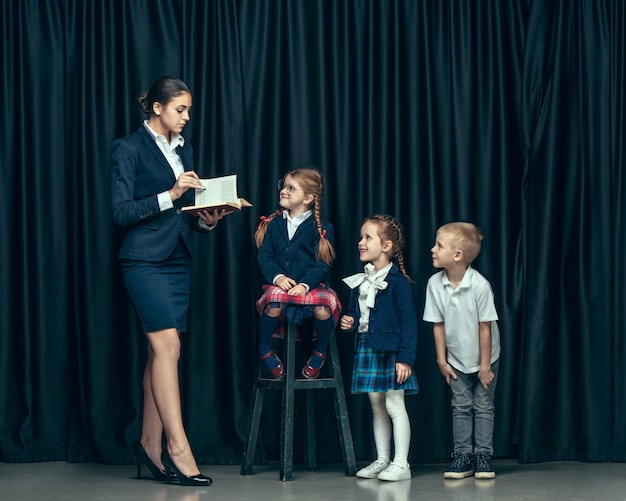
[474,453,496,479]
[356,459,390,479]
[443,452,474,479]
[377,461,412,481]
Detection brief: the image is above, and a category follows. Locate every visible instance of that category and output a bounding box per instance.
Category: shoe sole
[378,473,412,481]
[444,469,474,479]
[356,472,380,479]
[475,471,496,479]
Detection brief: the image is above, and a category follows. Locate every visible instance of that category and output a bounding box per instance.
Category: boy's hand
[395,362,411,384]
[340,315,354,331]
[438,361,457,385]
[478,367,495,390]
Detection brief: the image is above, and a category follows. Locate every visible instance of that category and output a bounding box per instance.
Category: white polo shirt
[423,266,501,373]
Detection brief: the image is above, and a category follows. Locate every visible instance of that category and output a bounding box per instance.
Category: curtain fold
[1,0,624,465]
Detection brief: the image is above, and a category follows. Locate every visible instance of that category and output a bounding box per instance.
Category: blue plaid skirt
[351,333,419,395]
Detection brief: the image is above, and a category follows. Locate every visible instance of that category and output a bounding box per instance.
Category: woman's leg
[140,344,165,470]
[145,328,199,476]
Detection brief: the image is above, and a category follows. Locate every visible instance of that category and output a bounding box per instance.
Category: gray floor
[2,459,626,501]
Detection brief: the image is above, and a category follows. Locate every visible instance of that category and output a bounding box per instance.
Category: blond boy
[423,222,501,479]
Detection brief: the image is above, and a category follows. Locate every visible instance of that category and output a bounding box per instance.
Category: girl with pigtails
[255,167,341,379]
[340,214,419,482]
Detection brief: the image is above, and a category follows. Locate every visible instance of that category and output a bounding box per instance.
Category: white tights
[368,390,411,467]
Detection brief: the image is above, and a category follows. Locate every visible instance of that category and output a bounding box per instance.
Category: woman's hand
[169,171,204,201]
[197,208,226,227]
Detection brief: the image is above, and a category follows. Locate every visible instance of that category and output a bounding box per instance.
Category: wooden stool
[241,320,357,481]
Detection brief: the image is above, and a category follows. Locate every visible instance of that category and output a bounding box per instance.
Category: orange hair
[255,167,335,266]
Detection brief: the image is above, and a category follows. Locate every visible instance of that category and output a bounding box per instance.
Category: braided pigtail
[255,209,285,249]
[313,197,336,265]
[368,214,413,282]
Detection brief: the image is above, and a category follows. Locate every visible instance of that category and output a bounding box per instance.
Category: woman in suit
[111,76,223,486]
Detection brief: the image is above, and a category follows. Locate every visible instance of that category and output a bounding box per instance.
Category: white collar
[143,120,185,149]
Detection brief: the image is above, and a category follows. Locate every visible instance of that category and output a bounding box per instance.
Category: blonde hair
[437,222,483,263]
[255,167,336,265]
[365,214,412,281]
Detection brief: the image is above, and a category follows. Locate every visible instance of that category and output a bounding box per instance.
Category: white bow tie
[343,266,388,308]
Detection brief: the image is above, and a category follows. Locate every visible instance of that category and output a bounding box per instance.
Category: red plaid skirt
[256,284,342,339]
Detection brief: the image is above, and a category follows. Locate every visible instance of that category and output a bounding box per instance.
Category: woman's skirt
[351,333,419,395]
[121,241,191,333]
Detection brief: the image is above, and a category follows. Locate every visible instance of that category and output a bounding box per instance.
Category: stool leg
[241,384,265,475]
[305,390,317,471]
[279,321,297,481]
[328,331,357,476]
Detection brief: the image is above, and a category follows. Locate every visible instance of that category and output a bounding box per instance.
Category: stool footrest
[241,321,357,480]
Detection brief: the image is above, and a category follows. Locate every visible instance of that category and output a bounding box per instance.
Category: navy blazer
[111,125,207,261]
[257,214,333,288]
[342,263,418,366]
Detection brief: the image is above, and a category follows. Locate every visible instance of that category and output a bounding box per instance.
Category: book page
[195,174,238,206]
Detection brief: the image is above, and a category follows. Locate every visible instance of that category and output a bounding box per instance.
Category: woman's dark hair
[137,76,191,115]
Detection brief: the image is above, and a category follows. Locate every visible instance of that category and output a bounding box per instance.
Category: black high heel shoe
[161,448,213,486]
[133,443,167,481]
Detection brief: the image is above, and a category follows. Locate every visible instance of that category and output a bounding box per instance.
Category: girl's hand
[169,171,203,201]
[396,362,412,384]
[276,275,297,291]
[340,315,354,331]
[287,283,307,296]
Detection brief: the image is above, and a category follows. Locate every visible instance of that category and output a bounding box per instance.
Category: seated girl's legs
[140,344,165,470]
[307,305,333,369]
[145,328,200,476]
[384,389,411,466]
[449,370,474,454]
[259,304,283,369]
[473,359,499,456]
[368,392,392,463]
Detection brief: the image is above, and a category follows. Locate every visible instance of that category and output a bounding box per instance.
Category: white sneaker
[377,461,412,481]
[356,459,390,479]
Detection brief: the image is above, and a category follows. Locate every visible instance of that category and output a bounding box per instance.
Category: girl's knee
[264,304,283,317]
[384,391,407,417]
[312,305,331,320]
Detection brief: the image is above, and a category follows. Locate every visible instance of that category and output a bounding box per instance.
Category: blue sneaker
[443,452,474,479]
[474,453,496,479]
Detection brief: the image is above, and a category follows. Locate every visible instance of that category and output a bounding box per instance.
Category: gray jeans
[449,359,499,455]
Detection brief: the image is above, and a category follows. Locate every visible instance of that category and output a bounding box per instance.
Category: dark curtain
[1,0,624,465]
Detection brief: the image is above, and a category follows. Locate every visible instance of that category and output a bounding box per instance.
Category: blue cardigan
[342,263,418,366]
[111,125,207,262]
[257,214,333,288]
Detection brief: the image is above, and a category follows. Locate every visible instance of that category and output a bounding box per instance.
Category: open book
[181,174,252,215]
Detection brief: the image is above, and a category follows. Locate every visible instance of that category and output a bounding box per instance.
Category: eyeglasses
[277,179,303,194]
